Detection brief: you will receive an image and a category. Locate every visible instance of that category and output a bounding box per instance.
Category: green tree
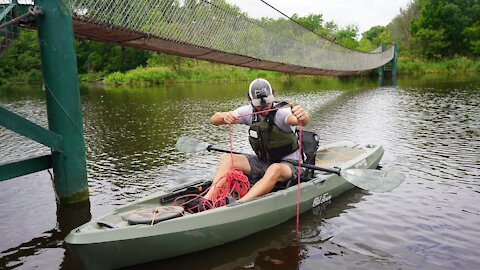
[463,23,480,55]
[386,0,420,54]
[0,29,41,82]
[334,25,359,49]
[362,26,386,45]
[411,0,480,58]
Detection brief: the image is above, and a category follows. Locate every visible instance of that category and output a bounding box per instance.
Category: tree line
[0,0,478,83]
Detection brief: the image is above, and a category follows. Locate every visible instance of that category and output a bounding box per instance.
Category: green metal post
[391,43,398,78]
[378,43,385,78]
[36,0,89,203]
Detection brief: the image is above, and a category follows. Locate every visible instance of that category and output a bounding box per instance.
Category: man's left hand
[291,104,308,121]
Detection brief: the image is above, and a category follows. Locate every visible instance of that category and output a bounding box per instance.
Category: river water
[1,75,479,269]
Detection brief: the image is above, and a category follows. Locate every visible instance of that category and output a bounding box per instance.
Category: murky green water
[1,75,479,269]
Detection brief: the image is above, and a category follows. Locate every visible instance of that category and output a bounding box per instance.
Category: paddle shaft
[206,145,341,175]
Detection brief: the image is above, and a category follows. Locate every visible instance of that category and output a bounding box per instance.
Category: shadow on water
[0,201,91,270]
[122,188,368,270]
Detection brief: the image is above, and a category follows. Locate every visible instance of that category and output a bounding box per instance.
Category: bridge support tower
[0,0,89,204]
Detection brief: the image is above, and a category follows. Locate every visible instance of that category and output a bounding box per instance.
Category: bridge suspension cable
[7,0,390,76]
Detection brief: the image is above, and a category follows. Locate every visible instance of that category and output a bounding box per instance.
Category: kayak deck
[316,145,367,168]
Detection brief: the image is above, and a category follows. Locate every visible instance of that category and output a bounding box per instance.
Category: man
[205,78,310,203]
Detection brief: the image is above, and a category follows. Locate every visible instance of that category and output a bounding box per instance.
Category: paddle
[176,136,405,193]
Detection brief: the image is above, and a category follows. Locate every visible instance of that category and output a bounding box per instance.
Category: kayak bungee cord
[173,105,303,225]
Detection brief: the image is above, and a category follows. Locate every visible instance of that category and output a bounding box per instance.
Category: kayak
[65,141,384,269]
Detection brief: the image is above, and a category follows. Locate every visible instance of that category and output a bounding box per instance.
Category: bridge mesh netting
[3,0,395,75]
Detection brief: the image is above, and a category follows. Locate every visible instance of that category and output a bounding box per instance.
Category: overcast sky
[226,0,412,34]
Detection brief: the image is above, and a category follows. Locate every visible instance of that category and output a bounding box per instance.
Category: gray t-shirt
[234,105,301,161]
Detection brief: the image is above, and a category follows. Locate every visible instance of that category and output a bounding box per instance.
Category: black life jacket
[248,102,299,162]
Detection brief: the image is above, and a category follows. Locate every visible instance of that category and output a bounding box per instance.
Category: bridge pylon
[0,0,89,204]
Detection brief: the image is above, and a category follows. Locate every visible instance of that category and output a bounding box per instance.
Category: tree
[386,0,420,54]
[411,0,480,58]
[362,26,386,45]
[334,25,359,49]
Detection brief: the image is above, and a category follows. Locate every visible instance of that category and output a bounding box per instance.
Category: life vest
[248,102,299,162]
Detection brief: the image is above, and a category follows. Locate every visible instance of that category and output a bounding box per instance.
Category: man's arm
[210,111,239,125]
[286,104,310,126]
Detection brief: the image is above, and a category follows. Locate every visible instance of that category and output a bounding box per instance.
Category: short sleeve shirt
[233,104,300,161]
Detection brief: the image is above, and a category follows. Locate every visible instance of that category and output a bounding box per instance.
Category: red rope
[296,121,302,234]
[173,169,250,213]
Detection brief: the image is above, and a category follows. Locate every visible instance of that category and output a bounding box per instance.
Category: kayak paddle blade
[176,136,210,153]
[342,169,406,193]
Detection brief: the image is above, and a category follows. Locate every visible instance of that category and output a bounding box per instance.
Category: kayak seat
[126,206,184,225]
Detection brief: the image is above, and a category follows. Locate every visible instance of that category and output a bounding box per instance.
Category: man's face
[255,102,273,116]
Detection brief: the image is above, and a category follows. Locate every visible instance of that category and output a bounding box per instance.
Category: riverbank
[101,57,480,85]
[102,61,285,85]
[2,57,478,86]
[398,56,480,75]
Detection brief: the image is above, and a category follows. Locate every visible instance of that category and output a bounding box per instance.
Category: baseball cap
[248,78,274,107]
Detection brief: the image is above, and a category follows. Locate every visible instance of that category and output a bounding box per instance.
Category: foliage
[76,40,149,74]
[334,25,359,49]
[0,29,149,83]
[0,29,41,83]
[103,60,284,85]
[398,56,480,75]
[411,0,480,59]
[385,1,420,54]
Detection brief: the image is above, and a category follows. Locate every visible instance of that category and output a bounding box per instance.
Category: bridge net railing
[71,0,394,74]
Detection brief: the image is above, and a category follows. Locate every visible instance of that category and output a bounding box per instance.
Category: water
[1,75,479,269]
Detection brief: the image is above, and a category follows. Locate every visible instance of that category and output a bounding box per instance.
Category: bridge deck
[73,19,360,76]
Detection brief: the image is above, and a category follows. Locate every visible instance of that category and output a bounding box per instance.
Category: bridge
[2,0,396,76]
[0,0,397,204]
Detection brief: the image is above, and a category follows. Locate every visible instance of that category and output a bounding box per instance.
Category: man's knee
[265,163,291,181]
[220,153,231,161]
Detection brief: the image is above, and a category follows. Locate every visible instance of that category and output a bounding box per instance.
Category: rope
[296,121,302,234]
[173,169,250,213]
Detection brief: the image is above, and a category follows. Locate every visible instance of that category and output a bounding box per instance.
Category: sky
[226,0,412,34]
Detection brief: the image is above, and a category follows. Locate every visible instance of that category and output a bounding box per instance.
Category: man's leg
[204,153,250,200]
[238,163,292,202]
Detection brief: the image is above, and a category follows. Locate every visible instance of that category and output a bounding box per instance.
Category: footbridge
[2,0,396,76]
[0,0,396,204]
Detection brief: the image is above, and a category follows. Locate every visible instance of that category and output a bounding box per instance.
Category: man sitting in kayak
[205,78,310,203]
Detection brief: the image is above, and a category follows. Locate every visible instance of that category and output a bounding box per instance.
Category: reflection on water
[1,75,479,269]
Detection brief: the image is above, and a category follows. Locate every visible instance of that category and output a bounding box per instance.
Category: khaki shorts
[246,155,303,185]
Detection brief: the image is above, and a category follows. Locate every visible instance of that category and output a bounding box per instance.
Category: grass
[103,61,290,85]
[398,56,480,75]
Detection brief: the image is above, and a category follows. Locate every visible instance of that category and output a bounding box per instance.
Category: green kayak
[66,141,385,269]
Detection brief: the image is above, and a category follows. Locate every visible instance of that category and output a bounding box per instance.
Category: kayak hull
[66,141,384,269]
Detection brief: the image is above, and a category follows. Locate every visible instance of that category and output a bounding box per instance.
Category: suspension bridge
[0,0,397,204]
[2,0,396,75]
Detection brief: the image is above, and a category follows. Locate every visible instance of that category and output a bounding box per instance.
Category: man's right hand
[223,111,239,124]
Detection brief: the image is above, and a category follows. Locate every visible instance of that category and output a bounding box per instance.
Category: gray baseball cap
[248,78,274,107]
